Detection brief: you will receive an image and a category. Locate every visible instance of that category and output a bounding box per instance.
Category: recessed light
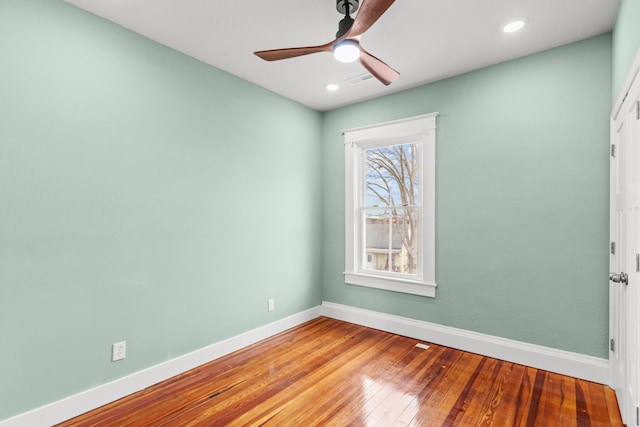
[326,83,340,91]
[503,19,527,33]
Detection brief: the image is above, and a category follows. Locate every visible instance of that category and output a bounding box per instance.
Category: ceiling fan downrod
[336,0,359,38]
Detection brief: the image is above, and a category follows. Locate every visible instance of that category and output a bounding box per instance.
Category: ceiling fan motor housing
[336,15,355,38]
[336,0,359,14]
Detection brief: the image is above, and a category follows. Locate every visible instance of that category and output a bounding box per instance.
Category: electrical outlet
[267,298,275,312]
[112,341,126,362]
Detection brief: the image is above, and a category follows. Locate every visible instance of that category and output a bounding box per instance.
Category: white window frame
[344,113,437,297]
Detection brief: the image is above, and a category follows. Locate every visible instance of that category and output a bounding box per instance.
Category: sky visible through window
[365,142,419,209]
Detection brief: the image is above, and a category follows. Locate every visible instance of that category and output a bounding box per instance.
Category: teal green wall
[612,0,640,99]
[0,0,322,421]
[0,0,618,421]
[322,34,612,359]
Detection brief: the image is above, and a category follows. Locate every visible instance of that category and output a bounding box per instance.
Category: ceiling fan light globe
[334,40,360,63]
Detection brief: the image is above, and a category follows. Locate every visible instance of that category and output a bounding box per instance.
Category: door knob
[609,272,629,285]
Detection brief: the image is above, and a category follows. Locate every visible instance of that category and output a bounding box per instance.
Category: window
[344,113,437,297]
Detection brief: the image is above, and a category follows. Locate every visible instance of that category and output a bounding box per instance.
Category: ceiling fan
[253,0,399,86]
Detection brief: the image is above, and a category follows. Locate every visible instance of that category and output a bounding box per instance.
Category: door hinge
[637,100,640,120]
[637,253,639,272]
[636,405,639,426]
[611,242,616,255]
[610,338,615,352]
[611,144,616,157]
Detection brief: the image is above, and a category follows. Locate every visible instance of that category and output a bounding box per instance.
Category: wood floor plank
[585,379,618,427]
[56,317,624,427]
[411,351,484,425]
[557,376,579,427]
[464,360,521,426]
[452,357,504,425]
[604,384,623,426]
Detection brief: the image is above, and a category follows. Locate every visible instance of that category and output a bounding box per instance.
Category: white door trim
[610,45,640,427]
[613,47,640,121]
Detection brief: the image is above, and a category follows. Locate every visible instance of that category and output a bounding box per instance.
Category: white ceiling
[64,0,619,111]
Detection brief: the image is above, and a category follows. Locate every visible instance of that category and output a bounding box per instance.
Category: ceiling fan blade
[359,48,399,86]
[254,43,334,61]
[346,0,396,39]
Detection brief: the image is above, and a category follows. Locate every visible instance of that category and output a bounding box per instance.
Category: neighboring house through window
[344,113,437,297]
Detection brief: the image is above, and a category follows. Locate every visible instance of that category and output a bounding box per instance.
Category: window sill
[344,272,436,298]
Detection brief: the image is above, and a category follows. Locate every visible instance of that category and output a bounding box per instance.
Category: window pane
[363,207,419,275]
[364,209,392,272]
[365,143,419,208]
[391,209,419,274]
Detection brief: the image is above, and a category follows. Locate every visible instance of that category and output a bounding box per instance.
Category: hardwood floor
[57,317,623,426]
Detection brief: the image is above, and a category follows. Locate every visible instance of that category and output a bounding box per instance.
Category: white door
[611,68,640,426]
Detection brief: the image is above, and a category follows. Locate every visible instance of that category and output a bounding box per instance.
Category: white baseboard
[2,302,610,426]
[321,301,609,385]
[0,306,322,427]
